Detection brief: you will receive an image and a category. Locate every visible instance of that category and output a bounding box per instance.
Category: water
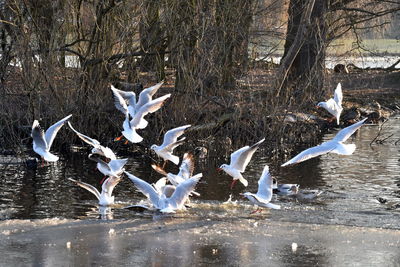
[1,116,400,265]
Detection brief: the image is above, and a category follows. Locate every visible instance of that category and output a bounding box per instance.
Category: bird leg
[100,176,107,184]
[41,158,44,167]
[114,135,123,141]
[250,208,262,214]
[230,179,238,190]
[124,140,129,145]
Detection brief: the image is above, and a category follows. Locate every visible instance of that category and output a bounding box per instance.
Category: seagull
[151,152,194,186]
[242,165,281,213]
[110,85,137,116]
[150,124,191,166]
[125,171,202,213]
[111,85,171,143]
[68,121,117,160]
[217,138,265,188]
[152,153,201,196]
[281,118,367,167]
[272,178,299,195]
[317,83,343,125]
[88,154,128,183]
[68,176,121,206]
[31,114,72,164]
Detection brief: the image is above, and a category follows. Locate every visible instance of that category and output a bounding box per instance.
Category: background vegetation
[0,0,399,157]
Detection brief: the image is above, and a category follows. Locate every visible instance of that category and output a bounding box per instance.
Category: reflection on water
[0,116,399,265]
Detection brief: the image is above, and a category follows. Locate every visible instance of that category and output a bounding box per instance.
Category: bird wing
[68,178,101,200]
[231,138,265,172]
[281,142,336,167]
[136,81,164,110]
[103,176,122,196]
[88,154,111,172]
[256,165,273,200]
[111,85,130,115]
[153,177,168,195]
[177,152,194,180]
[44,114,72,149]
[31,120,48,150]
[169,174,202,208]
[108,158,128,172]
[334,83,343,107]
[124,171,160,205]
[161,124,191,148]
[151,164,169,176]
[68,121,101,148]
[333,118,367,142]
[130,94,171,128]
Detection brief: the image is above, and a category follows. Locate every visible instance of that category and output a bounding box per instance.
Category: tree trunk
[278,0,328,105]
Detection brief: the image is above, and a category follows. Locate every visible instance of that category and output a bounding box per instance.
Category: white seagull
[68,176,121,206]
[125,171,202,213]
[111,86,170,143]
[68,121,117,160]
[317,83,343,125]
[110,85,137,116]
[272,178,299,195]
[88,154,128,183]
[152,152,195,186]
[151,124,191,166]
[217,138,265,188]
[281,118,368,167]
[242,165,281,213]
[31,114,72,163]
[135,81,164,113]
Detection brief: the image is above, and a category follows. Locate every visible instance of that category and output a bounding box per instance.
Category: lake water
[1,116,399,265]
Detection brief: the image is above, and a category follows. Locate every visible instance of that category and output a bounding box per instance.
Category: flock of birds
[30,81,367,214]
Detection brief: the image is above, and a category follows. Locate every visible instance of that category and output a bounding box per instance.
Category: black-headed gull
[272,178,299,195]
[317,83,343,125]
[111,86,170,143]
[135,81,164,113]
[110,85,137,116]
[31,114,72,163]
[125,171,202,213]
[242,165,281,213]
[68,176,121,206]
[152,152,194,186]
[281,118,367,167]
[217,138,265,188]
[151,124,191,166]
[88,154,128,183]
[152,153,201,196]
[68,121,117,160]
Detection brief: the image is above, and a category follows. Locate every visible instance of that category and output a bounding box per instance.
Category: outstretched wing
[177,152,195,180]
[31,120,47,150]
[111,85,129,115]
[256,165,273,201]
[333,118,367,143]
[68,178,101,200]
[136,81,164,111]
[151,164,169,176]
[108,158,128,172]
[169,174,202,208]
[131,94,171,128]
[231,138,265,172]
[281,142,335,167]
[124,171,160,206]
[161,124,191,148]
[45,114,72,149]
[68,121,100,148]
[334,83,343,107]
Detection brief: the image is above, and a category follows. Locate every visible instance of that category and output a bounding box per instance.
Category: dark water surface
[1,116,399,266]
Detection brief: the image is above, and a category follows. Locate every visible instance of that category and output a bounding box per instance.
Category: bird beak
[216,167,222,172]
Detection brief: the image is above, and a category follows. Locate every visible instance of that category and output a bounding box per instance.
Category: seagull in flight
[317,83,343,125]
[68,121,117,160]
[217,138,265,188]
[281,118,367,167]
[31,114,72,164]
[151,124,191,166]
[242,165,281,213]
[125,171,202,213]
[111,85,170,143]
[68,176,121,206]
